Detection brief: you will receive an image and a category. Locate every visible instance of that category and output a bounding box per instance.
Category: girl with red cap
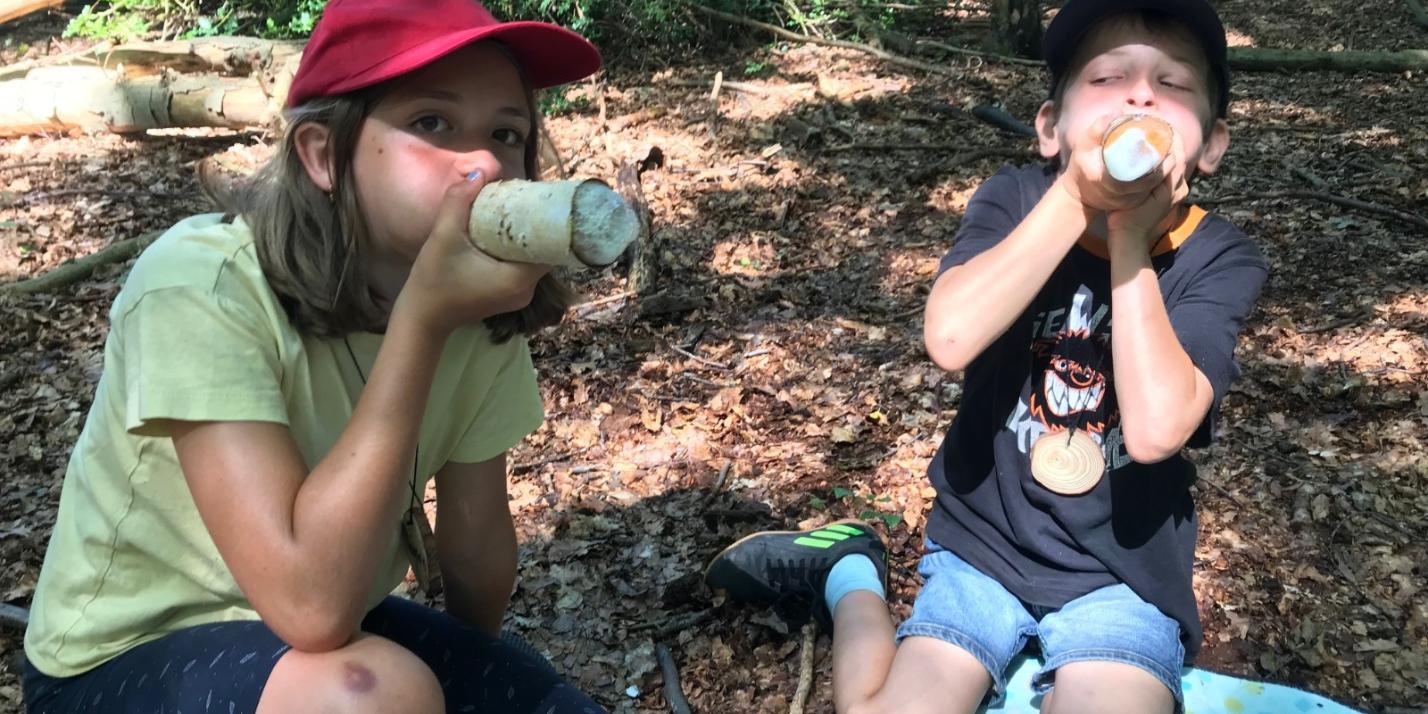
[22,1,608,712]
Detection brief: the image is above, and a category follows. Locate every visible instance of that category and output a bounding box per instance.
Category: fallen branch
[1411,0,1428,28]
[789,622,817,714]
[914,38,1043,66]
[667,78,776,96]
[690,4,959,78]
[1,230,161,295]
[971,104,1037,137]
[0,36,304,82]
[0,603,28,631]
[1228,47,1428,73]
[1198,190,1428,233]
[631,609,714,638]
[656,643,694,714]
[0,0,61,26]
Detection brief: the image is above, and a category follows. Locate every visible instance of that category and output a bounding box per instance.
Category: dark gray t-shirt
[924,164,1267,662]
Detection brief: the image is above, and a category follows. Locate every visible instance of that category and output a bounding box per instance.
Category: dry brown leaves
[2,2,1428,712]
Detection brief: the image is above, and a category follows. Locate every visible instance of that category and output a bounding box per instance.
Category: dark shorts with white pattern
[23,596,607,714]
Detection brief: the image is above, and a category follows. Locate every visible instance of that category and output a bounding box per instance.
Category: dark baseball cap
[1042,0,1230,118]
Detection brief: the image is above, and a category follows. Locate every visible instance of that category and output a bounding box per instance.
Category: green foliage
[809,486,903,530]
[65,0,328,41]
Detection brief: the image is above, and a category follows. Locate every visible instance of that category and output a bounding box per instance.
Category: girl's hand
[1055,114,1177,215]
[397,171,551,337]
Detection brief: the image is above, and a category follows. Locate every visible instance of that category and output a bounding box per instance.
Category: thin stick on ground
[789,622,817,714]
[1199,190,1428,233]
[1,231,161,295]
[656,643,694,714]
[689,4,960,78]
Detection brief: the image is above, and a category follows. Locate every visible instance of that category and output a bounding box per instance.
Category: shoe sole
[702,517,889,583]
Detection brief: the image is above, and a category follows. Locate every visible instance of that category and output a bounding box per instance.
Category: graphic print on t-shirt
[1007,285,1134,472]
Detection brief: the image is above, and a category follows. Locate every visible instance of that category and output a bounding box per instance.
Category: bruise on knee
[343,661,377,694]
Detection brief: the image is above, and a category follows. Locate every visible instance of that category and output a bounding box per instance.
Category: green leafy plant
[810,486,904,530]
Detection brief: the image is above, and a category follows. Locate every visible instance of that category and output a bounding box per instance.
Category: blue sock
[823,554,885,616]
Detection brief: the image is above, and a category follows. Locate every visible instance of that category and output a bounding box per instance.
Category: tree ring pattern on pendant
[1031,429,1106,495]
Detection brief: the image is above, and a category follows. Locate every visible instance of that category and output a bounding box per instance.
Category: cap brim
[324,20,602,97]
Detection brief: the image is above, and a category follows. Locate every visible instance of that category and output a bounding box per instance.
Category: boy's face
[1036,16,1230,180]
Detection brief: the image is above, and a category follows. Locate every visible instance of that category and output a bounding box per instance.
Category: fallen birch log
[0,0,61,26]
[0,66,281,136]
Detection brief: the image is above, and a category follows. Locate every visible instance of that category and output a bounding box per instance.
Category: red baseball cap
[286,0,602,108]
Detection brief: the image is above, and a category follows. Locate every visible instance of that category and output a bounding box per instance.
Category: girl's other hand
[397,169,551,337]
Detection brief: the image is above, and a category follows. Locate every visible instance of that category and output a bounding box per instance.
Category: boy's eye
[1090,75,1119,85]
[1160,79,1190,91]
[411,115,452,133]
[493,128,527,147]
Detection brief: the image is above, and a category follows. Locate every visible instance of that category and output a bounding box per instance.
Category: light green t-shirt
[24,214,544,677]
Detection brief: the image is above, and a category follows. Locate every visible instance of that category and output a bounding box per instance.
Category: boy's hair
[226,46,572,342]
[1049,10,1224,134]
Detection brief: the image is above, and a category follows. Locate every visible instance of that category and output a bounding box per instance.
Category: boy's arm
[1106,170,1261,463]
[1108,237,1215,463]
[435,453,517,636]
[924,183,1091,371]
[927,118,1177,371]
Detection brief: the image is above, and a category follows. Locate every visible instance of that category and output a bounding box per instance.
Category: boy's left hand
[1106,147,1190,255]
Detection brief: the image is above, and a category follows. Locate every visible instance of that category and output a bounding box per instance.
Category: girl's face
[351,42,532,277]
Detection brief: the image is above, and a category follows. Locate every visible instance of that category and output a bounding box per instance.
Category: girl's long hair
[225,48,572,342]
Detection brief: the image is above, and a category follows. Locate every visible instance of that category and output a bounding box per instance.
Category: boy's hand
[1055,114,1177,214]
[1107,132,1191,255]
[399,171,551,337]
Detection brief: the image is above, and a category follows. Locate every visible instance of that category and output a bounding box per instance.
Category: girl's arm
[171,306,445,652]
[434,454,517,635]
[169,176,548,652]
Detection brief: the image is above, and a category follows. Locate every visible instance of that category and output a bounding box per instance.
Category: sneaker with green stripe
[703,519,888,629]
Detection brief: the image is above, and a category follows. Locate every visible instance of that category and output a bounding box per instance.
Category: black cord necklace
[341,336,440,595]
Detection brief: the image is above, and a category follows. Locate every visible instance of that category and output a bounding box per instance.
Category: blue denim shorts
[895,539,1185,710]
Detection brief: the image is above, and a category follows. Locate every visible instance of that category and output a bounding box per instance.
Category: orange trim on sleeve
[1075,205,1207,260]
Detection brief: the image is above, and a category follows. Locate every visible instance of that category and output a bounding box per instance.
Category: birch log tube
[1101,114,1175,182]
[467,179,641,268]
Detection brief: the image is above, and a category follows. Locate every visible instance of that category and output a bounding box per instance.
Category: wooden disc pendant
[1031,429,1106,495]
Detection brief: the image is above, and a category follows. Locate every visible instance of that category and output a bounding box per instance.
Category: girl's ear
[1034,100,1061,160]
[293,122,335,192]
[1196,118,1230,175]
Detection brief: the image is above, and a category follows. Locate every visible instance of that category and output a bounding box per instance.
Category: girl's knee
[258,634,443,714]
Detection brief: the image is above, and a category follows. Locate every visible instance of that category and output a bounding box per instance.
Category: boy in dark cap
[705,1,1266,712]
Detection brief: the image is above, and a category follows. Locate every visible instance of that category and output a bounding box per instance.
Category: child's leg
[21,619,441,714]
[1033,583,1184,714]
[359,595,608,713]
[831,590,989,714]
[835,541,1034,714]
[258,633,444,714]
[705,526,1029,714]
[1039,661,1174,714]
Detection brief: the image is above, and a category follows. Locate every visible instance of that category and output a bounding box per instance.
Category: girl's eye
[1090,76,1119,85]
[493,128,526,147]
[1161,79,1190,91]
[411,115,452,133]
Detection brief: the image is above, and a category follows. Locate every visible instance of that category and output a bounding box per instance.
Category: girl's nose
[455,152,504,183]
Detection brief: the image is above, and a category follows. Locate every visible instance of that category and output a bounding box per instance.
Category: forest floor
[0,1,1425,712]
